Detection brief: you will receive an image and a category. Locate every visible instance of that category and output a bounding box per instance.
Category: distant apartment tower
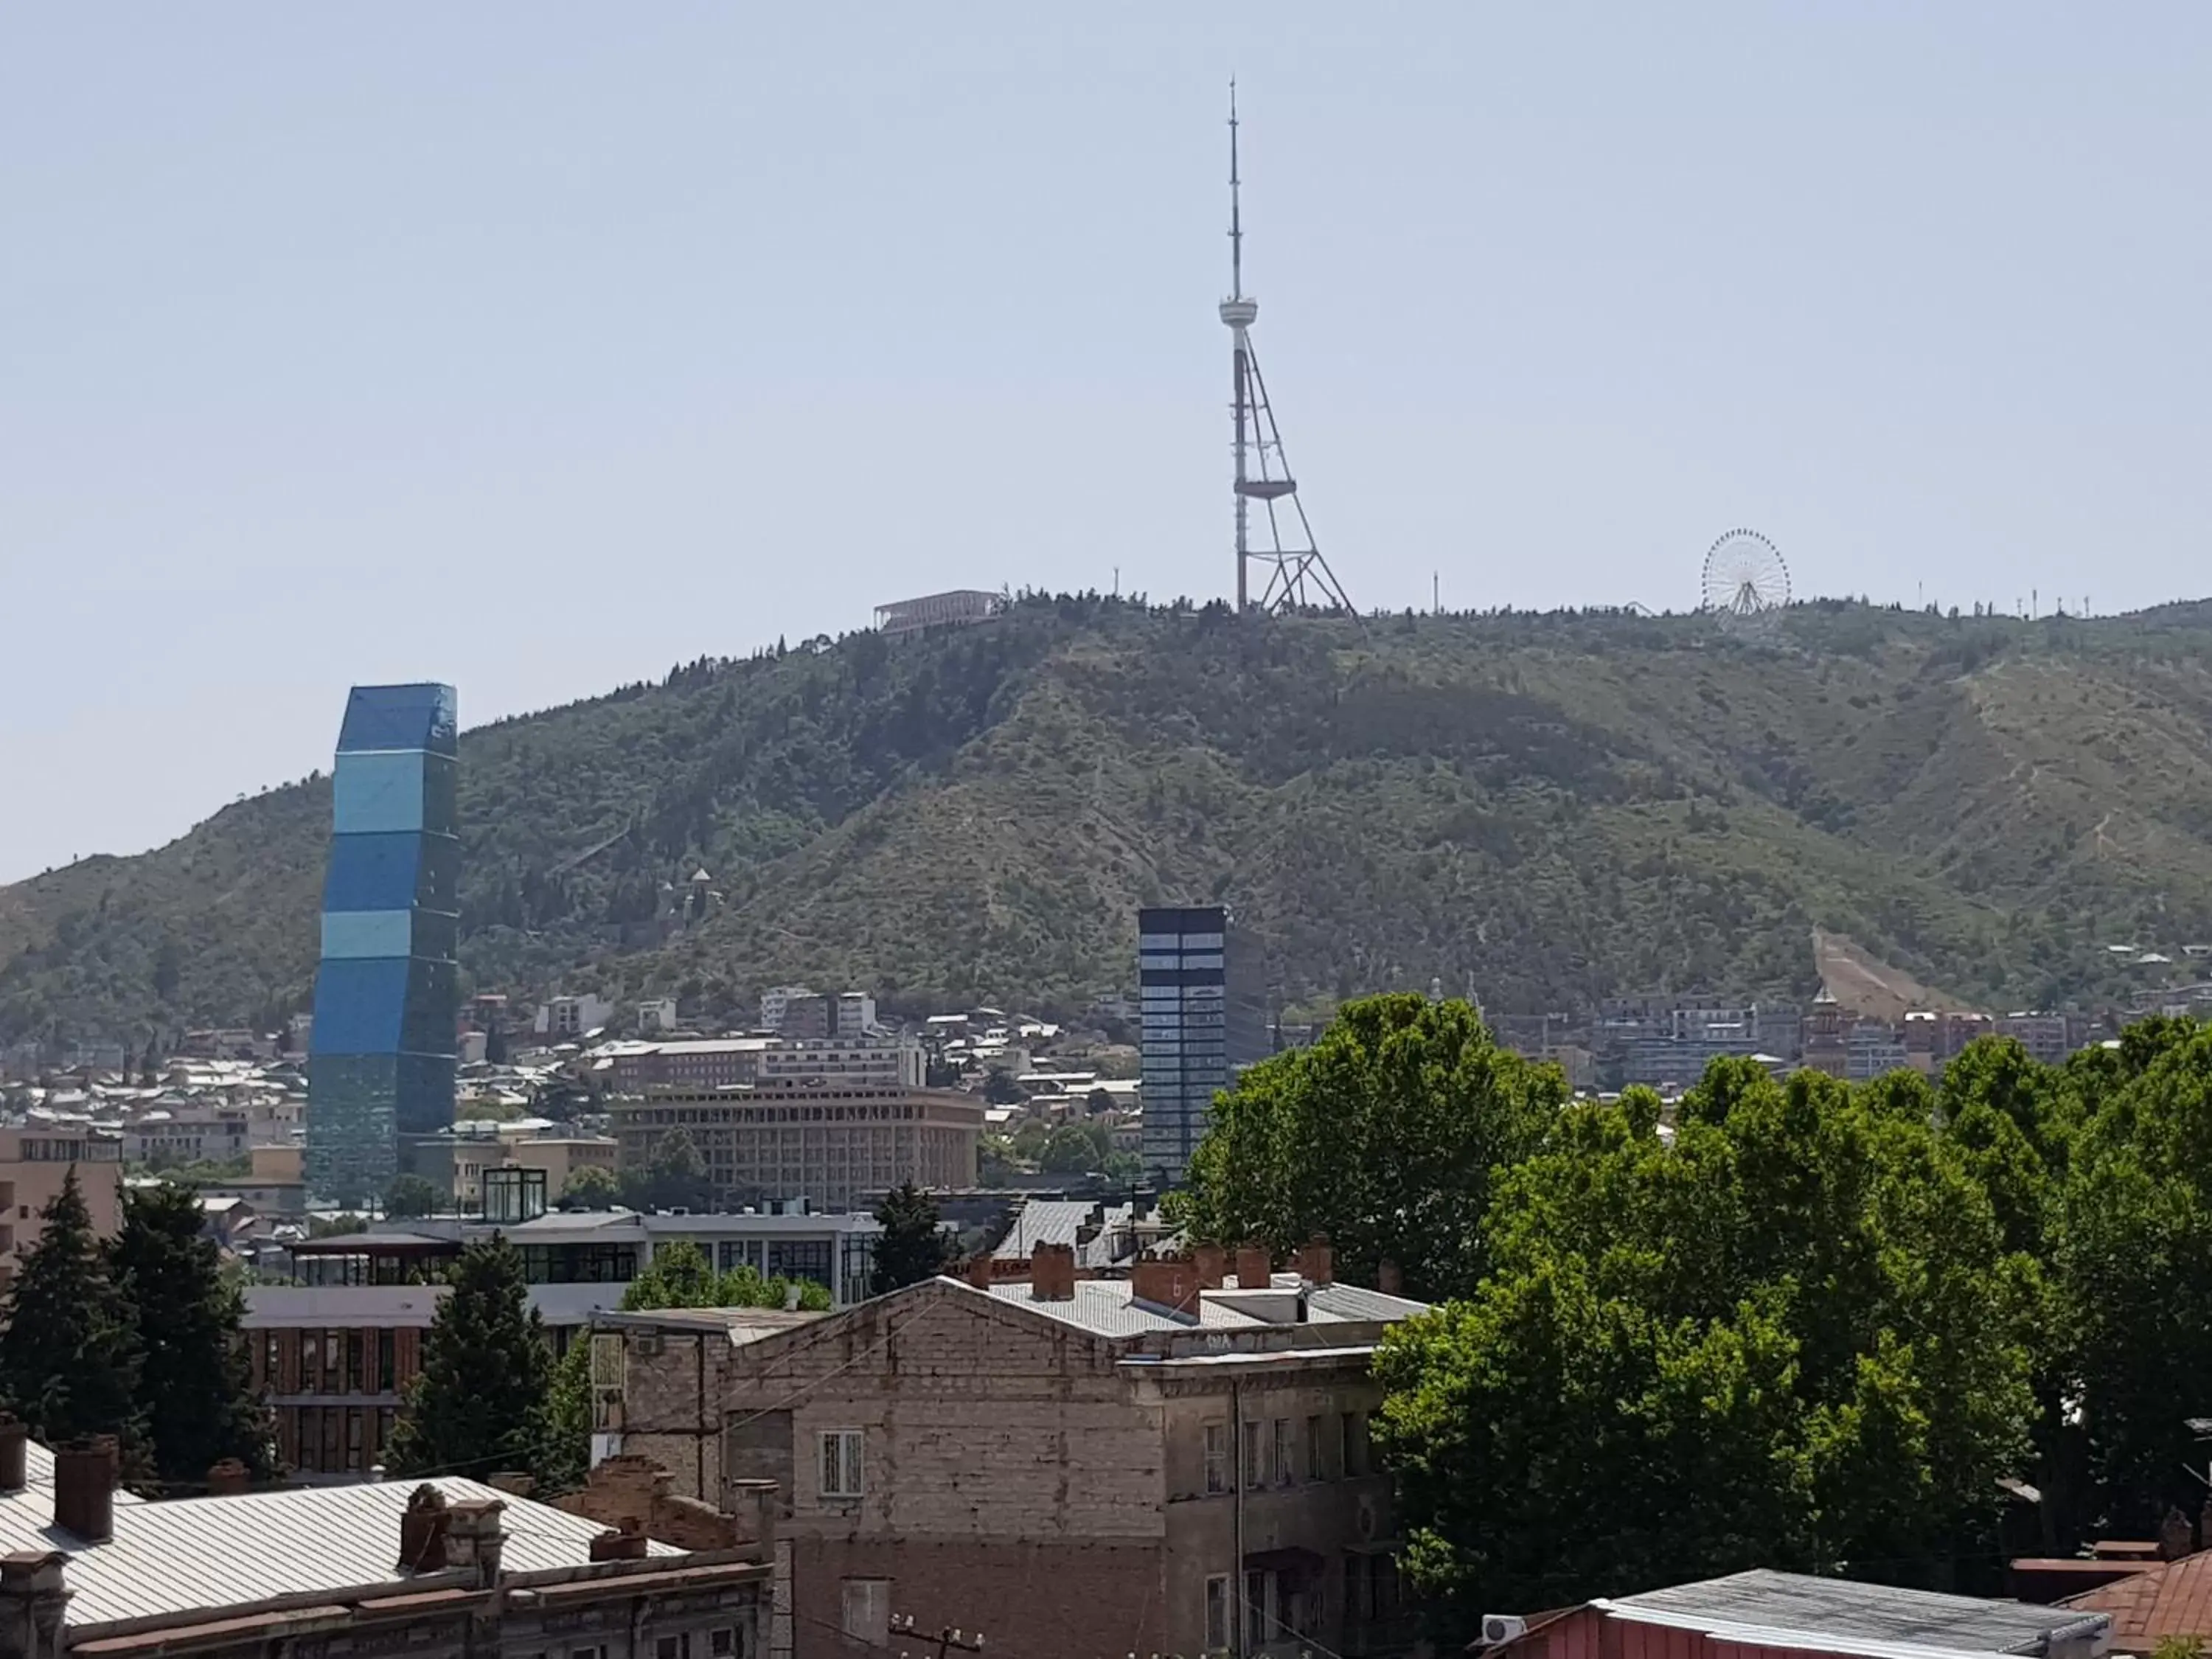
[773,990,876,1038]
[1138,904,1267,1184]
[307,684,460,1203]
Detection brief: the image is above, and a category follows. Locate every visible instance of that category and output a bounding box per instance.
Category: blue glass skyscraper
[306,684,460,1203]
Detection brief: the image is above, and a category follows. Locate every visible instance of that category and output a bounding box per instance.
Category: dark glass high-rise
[1137,903,1268,1185]
[306,684,459,1204]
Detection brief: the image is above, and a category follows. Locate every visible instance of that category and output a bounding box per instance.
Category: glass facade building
[306,684,460,1203]
[1138,903,1269,1185]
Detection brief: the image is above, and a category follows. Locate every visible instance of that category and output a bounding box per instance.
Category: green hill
[8,594,2212,1048]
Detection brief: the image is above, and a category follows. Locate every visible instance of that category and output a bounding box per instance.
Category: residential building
[540,994,616,1040]
[1138,904,1269,1184]
[121,1109,252,1166]
[1484,1568,2110,1659]
[757,1037,923,1090]
[610,1085,980,1211]
[771,992,877,1041]
[595,1241,1425,1658]
[0,1419,769,1659]
[0,1128,122,1285]
[414,1122,619,1208]
[1997,1011,2076,1066]
[758,986,816,1034]
[638,998,681,1034]
[606,1040,775,1093]
[306,682,461,1205]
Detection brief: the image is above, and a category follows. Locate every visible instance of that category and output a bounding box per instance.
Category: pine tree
[385,1236,551,1479]
[0,1169,144,1458]
[870,1182,951,1295]
[110,1182,274,1491]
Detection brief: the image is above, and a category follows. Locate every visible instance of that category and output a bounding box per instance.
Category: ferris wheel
[1701,529,1791,619]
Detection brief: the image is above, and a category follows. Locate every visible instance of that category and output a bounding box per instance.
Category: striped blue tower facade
[305,684,459,1203]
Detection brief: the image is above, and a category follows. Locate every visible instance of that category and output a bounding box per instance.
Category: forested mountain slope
[8,594,2212,1046]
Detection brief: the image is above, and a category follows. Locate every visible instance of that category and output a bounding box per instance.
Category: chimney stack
[205,1458,249,1498]
[444,1498,507,1587]
[0,1418,27,1495]
[1192,1243,1227,1290]
[397,1485,451,1573]
[1377,1259,1403,1296]
[1130,1253,1201,1314]
[0,1551,69,1659]
[1234,1243,1273,1290]
[1029,1242,1077,1302]
[963,1253,995,1290]
[589,1522,651,1562]
[1292,1236,1335,1287]
[52,1438,116,1544]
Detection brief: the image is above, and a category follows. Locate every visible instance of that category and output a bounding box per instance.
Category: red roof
[2063,1554,2212,1647]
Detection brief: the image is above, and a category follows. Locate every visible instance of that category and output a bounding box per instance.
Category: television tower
[1222,83,1352,615]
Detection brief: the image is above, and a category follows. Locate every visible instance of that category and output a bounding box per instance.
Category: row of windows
[1138,931,1224,950]
[1200,1410,1376,1494]
[288,1404,397,1472]
[1202,1556,1399,1652]
[267,1328,400,1395]
[519,1630,742,1659]
[626,1105,931,1125]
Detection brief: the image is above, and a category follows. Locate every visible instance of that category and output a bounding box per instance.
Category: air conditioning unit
[1482,1615,1528,1646]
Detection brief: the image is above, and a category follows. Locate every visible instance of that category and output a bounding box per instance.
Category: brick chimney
[1130,1253,1200,1313]
[487,1472,537,1498]
[1192,1243,1227,1290]
[1292,1237,1335,1287]
[1029,1242,1077,1301]
[2160,1506,2193,1562]
[589,1522,651,1562]
[397,1484,451,1573]
[444,1498,507,1587]
[963,1253,995,1290]
[1234,1243,1273,1290]
[205,1458,249,1498]
[0,1551,69,1659]
[0,1418,26,1495]
[52,1438,116,1543]
[1377,1259,1403,1296]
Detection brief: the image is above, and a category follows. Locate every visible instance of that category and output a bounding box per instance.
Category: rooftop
[0,1474,676,1631]
[978,1273,1429,1340]
[1607,1570,2110,1659]
[2061,1553,2212,1649]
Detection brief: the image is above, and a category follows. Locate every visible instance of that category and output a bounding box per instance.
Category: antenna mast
[1219,83,1350,616]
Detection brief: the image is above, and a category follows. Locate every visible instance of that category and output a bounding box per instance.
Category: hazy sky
[4,4,2208,882]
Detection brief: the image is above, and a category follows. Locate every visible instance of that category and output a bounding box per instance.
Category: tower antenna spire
[1216,83,1352,616]
[1228,78,1243,302]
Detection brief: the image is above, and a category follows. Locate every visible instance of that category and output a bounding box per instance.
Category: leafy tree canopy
[558,1164,622,1209]
[383,1173,442,1220]
[1183,993,1567,1300]
[619,1239,830,1313]
[1374,1057,2035,1615]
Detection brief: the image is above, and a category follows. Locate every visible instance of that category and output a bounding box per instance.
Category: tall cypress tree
[110,1183,273,1491]
[0,1169,144,1456]
[385,1236,550,1478]
[871,1182,951,1294]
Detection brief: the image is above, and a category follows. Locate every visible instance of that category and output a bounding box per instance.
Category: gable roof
[2060,1552,2212,1648]
[1602,1570,2107,1658]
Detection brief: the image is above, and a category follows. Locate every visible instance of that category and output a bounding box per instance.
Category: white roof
[0,1473,677,1629]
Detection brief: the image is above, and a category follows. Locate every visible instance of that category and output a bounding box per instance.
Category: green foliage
[983,1068,1025,1106]
[620,1126,709,1213]
[383,1174,442,1220]
[0,1169,145,1461]
[24,599,2212,1042]
[619,1239,830,1312]
[386,1237,552,1482]
[1374,1057,2036,1614]
[309,1211,369,1239]
[110,1182,273,1490]
[538,1338,593,1497]
[1039,1122,1108,1175]
[1183,994,1567,1300]
[557,1164,622,1208]
[870,1183,950,1295]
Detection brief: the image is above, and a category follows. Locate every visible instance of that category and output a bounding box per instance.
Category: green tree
[0,1169,145,1459]
[558,1164,622,1209]
[385,1237,551,1481]
[871,1183,950,1295]
[1039,1124,1102,1175]
[1184,993,1567,1299]
[623,1126,709,1211]
[1375,1059,2035,1620]
[621,1239,720,1310]
[110,1182,273,1490]
[983,1068,1024,1106]
[538,1338,594,1497]
[383,1173,442,1220]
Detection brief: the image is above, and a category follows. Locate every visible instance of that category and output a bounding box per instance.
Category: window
[841,1579,891,1646]
[571,1646,607,1659]
[346,1331,366,1394]
[1343,1411,1368,1478]
[378,1328,396,1394]
[1205,1574,1231,1652]
[1306,1414,1325,1481]
[709,1631,734,1658]
[1203,1422,1230,1494]
[819,1429,864,1499]
[1272,1418,1294,1486]
[655,1636,690,1659]
[1246,1571,1278,1644]
[347,1408,365,1472]
[1242,1420,1264,1489]
[323,1331,342,1393]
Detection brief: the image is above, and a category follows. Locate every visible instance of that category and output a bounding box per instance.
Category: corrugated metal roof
[0,1475,676,1630]
[1304,1284,1432,1322]
[992,1200,1098,1259]
[1613,1571,2106,1655]
[984,1279,1269,1337]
